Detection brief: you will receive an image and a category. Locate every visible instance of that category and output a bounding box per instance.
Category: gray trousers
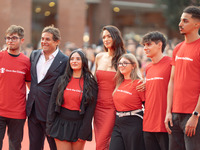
[169,113,200,150]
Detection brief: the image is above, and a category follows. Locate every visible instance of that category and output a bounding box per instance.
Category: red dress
[94,70,116,150]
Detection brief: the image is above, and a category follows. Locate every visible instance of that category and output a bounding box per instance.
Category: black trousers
[109,115,146,150]
[143,132,169,150]
[28,105,57,150]
[0,116,25,150]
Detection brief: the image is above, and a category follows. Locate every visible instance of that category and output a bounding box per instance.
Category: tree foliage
[156,0,200,31]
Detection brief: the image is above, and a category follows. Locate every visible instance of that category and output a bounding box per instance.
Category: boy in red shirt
[0,25,31,149]
[165,6,200,150]
[141,31,171,150]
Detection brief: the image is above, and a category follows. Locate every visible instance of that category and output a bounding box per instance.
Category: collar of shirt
[36,48,59,83]
[41,48,59,60]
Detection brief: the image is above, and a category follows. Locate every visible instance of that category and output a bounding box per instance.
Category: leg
[46,135,57,150]
[109,125,125,150]
[7,118,25,150]
[72,140,86,150]
[155,132,169,150]
[40,121,57,150]
[94,105,115,150]
[28,113,45,150]
[169,113,186,150]
[54,138,72,150]
[122,116,145,150]
[143,132,160,150]
[0,116,6,150]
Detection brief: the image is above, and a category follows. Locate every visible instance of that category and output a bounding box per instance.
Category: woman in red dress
[94,25,126,150]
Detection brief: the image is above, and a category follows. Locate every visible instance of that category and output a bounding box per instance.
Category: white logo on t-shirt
[0,68,25,74]
[65,88,83,93]
[146,77,164,81]
[0,68,5,73]
[175,56,193,61]
[116,89,132,95]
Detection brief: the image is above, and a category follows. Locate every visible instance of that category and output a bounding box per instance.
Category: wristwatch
[192,111,199,117]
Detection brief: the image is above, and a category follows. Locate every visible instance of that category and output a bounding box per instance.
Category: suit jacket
[26,49,68,122]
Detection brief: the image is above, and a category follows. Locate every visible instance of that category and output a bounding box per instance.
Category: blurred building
[0,0,170,50]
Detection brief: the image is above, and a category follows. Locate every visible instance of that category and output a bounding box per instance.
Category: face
[118,57,134,77]
[70,52,82,72]
[102,30,113,50]
[143,41,161,58]
[41,32,59,53]
[179,13,199,35]
[5,33,24,51]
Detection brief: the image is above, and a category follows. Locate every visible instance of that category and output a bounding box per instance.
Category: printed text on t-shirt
[175,55,193,61]
[65,88,83,93]
[116,89,132,95]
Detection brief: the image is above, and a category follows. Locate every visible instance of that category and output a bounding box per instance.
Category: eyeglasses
[117,62,133,67]
[5,36,21,42]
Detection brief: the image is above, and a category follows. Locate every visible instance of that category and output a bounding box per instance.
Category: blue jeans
[169,113,200,150]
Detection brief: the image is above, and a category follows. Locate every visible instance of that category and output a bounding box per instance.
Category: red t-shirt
[96,70,116,107]
[62,77,84,111]
[172,39,200,113]
[143,56,171,132]
[0,51,31,119]
[113,79,145,111]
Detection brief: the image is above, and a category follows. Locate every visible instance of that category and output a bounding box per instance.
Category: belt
[116,109,143,119]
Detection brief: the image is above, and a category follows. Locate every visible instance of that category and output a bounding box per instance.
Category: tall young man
[26,25,68,150]
[141,31,171,150]
[165,6,200,150]
[0,25,31,150]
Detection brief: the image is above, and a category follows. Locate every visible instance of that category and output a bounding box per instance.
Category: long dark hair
[56,49,97,106]
[102,25,126,70]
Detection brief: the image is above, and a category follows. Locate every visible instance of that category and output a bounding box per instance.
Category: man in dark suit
[26,25,68,150]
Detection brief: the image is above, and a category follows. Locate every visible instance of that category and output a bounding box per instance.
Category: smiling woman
[70,52,83,77]
[46,49,98,150]
[93,25,126,150]
[110,53,145,150]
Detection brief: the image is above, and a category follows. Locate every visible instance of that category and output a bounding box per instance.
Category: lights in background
[113,7,120,12]
[34,1,56,17]
[49,2,55,7]
[83,33,90,43]
[35,7,41,13]
[44,11,51,16]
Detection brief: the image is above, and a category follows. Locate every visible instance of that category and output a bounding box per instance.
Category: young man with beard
[0,25,31,150]
[141,31,171,150]
[165,6,200,150]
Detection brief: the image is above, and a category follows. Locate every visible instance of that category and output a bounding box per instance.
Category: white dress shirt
[36,49,59,83]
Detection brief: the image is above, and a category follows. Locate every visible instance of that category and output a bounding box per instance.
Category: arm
[185,95,200,137]
[78,87,98,141]
[46,77,60,135]
[94,53,99,79]
[26,82,31,90]
[164,66,175,134]
[136,79,146,92]
[137,64,147,92]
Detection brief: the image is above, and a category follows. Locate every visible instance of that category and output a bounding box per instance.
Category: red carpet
[3,121,96,150]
